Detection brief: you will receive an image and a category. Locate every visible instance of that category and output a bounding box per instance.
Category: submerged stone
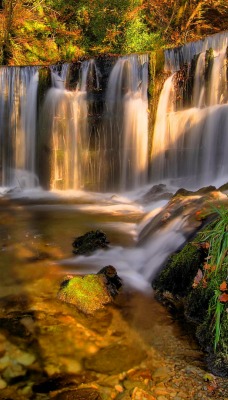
[53,388,102,400]
[72,230,109,255]
[84,344,146,374]
[58,266,122,314]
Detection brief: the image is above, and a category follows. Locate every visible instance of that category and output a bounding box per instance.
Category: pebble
[131,387,156,400]
[0,378,7,389]
[15,350,36,366]
[152,367,171,381]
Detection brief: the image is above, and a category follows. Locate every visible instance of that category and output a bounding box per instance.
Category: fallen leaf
[219,293,228,303]
[202,278,207,288]
[207,384,217,393]
[219,281,227,291]
[192,269,203,288]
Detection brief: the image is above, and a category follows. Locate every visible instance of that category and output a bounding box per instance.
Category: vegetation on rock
[58,266,122,314]
[153,205,228,377]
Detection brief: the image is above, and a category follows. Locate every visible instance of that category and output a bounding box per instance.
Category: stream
[0,187,227,399]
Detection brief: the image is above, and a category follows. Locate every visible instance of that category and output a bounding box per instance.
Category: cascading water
[41,61,96,190]
[105,55,149,190]
[0,66,39,187]
[151,31,228,188]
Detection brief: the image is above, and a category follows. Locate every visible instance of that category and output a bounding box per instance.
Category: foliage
[1,0,228,64]
[154,205,228,375]
[196,206,228,351]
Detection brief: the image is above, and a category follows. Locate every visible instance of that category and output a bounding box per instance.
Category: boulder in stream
[72,230,109,255]
[58,266,122,314]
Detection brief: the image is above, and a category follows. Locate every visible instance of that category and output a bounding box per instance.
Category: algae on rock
[58,266,122,314]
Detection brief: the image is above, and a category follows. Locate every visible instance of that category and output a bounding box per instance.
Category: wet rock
[218,182,228,192]
[32,372,96,393]
[0,313,35,339]
[139,184,173,204]
[131,387,156,400]
[72,230,109,255]
[53,388,102,399]
[152,367,171,381]
[58,266,122,314]
[84,344,146,374]
[152,243,206,296]
[2,363,26,381]
[174,186,217,197]
[0,378,7,389]
[173,188,193,197]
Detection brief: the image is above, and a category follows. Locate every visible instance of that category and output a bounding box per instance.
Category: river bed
[0,191,227,399]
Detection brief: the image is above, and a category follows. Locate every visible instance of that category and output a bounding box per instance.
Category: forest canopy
[0,0,228,65]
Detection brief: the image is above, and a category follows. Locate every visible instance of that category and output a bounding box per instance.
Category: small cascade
[0,32,227,192]
[0,66,39,187]
[42,61,96,190]
[105,54,149,190]
[151,31,228,188]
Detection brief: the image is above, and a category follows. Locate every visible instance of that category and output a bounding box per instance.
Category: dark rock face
[72,230,109,255]
[152,243,206,296]
[97,265,122,297]
[32,373,96,394]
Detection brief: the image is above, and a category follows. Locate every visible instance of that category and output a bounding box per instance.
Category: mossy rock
[72,230,109,255]
[58,266,122,314]
[184,285,213,323]
[153,243,206,296]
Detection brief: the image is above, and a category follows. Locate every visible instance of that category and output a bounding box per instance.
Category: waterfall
[105,54,149,190]
[0,32,227,192]
[0,66,39,187]
[151,31,228,188]
[41,61,93,190]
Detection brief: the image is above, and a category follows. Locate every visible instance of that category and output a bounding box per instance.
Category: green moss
[154,206,228,376]
[58,275,111,314]
[153,243,205,296]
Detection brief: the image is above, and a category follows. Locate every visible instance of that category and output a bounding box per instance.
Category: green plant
[197,205,228,351]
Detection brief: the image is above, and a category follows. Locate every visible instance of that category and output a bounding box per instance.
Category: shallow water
[0,191,227,399]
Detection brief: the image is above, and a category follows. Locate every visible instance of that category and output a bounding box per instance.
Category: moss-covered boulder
[58,266,122,314]
[72,230,109,255]
[153,243,206,296]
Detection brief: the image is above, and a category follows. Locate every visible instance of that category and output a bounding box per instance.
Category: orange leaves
[203,263,216,272]
[218,293,228,303]
[218,281,228,303]
[220,281,227,291]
